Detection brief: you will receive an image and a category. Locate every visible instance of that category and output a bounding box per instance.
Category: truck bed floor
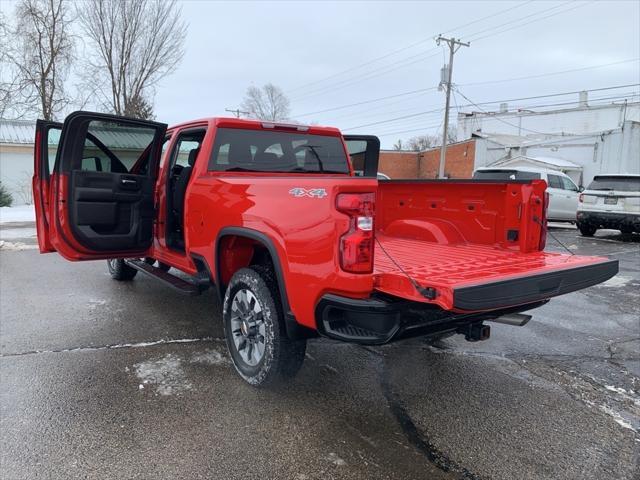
[373,233,614,309]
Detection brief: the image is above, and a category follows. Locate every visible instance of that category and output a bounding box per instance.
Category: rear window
[209,128,349,174]
[473,170,541,181]
[588,176,640,192]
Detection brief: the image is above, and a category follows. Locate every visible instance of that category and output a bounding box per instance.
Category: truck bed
[373,234,617,312]
[373,180,617,312]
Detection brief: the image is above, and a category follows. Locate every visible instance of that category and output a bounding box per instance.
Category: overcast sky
[3,0,640,147]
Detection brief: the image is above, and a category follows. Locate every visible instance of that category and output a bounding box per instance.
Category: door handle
[121,179,137,185]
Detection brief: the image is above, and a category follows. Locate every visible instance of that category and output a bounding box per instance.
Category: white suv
[577,174,640,236]
[473,167,580,222]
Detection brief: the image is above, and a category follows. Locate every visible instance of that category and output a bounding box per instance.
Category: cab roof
[168,117,342,136]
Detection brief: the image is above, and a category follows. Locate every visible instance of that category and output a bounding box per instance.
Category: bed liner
[374,233,618,311]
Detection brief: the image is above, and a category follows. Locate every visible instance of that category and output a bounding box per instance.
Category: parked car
[473,167,581,222]
[33,112,617,386]
[576,174,640,236]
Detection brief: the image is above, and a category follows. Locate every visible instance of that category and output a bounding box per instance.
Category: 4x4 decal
[289,188,328,198]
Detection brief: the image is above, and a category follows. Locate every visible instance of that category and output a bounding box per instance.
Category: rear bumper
[315,294,547,345]
[453,260,618,310]
[316,259,618,344]
[577,210,640,230]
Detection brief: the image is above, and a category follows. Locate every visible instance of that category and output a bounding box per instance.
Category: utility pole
[225,108,250,118]
[435,35,469,179]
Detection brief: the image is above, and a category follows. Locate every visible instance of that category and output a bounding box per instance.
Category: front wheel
[223,266,306,387]
[107,259,138,281]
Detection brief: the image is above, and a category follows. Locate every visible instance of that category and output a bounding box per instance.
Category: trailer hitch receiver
[459,323,491,342]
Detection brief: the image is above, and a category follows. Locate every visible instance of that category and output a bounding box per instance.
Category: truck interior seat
[228,143,253,166]
[172,147,199,228]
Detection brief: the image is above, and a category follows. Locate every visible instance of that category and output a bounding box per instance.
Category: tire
[107,259,138,281]
[223,266,306,387]
[578,224,596,237]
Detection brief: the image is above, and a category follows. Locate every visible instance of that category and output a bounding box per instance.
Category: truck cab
[33,111,618,387]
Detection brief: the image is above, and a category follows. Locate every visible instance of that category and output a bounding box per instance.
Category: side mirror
[343,135,380,178]
[579,186,584,192]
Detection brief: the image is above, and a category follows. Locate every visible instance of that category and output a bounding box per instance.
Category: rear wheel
[578,224,596,237]
[223,266,306,387]
[107,259,138,281]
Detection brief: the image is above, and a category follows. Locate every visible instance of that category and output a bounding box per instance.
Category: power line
[289,1,593,103]
[286,0,535,95]
[340,84,639,131]
[455,88,549,134]
[371,92,639,135]
[292,60,638,119]
[463,0,574,40]
[295,87,437,118]
[459,58,639,87]
[468,1,594,42]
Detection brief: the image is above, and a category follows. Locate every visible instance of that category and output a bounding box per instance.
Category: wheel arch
[214,227,316,340]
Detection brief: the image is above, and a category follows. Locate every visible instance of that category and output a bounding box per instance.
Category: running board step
[125,259,207,296]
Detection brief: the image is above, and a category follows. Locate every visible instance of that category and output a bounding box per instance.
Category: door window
[75,120,158,174]
[547,174,563,189]
[560,176,578,191]
[46,127,62,177]
[169,130,206,169]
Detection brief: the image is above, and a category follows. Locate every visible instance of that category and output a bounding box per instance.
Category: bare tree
[77,0,187,119]
[392,139,404,151]
[0,0,74,120]
[241,83,290,121]
[407,135,438,151]
[404,127,457,151]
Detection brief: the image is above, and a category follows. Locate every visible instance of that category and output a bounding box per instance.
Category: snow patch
[87,299,108,311]
[0,205,35,223]
[134,354,192,396]
[326,452,346,466]
[598,405,637,433]
[0,240,37,251]
[190,348,229,365]
[605,385,630,395]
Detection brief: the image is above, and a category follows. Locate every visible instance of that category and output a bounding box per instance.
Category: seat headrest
[187,148,200,167]
[228,143,253,165]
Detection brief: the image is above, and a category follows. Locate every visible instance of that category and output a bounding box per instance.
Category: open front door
[48,111,167,261]
[344,135,380,178]
[33,120,62,253]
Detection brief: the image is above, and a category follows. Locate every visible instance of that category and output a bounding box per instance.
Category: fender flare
[214,226,316,340]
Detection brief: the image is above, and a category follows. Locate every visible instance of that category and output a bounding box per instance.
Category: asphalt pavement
[1,223,638,480]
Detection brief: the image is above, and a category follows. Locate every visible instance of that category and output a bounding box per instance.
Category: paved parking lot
[1,224,638,479]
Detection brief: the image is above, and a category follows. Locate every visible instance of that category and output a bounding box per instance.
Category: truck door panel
[46,111,167,259]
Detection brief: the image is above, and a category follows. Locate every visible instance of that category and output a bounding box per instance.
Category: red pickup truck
[33,112,617,386]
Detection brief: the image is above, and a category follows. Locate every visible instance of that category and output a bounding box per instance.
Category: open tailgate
[374,234,618,312]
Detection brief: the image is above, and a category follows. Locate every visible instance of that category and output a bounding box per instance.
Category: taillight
[336,193,375,273]
[539,191,549,251]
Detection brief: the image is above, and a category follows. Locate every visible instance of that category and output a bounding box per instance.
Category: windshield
[473,170,541,181]
[587,176,640,192]
[209,128,350,174]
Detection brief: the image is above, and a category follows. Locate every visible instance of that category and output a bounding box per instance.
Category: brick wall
[378,139,475,179]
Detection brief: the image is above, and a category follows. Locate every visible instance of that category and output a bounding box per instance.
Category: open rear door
[33,120,62,253]
[344,135,380,178]
[47,111,167,261]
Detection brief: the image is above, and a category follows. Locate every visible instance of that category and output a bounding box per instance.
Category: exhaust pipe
[487,313,532,327]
